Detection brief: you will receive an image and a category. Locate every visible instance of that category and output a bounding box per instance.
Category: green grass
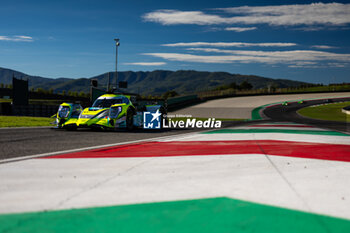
[0,99,11,103]
[0,116,53,127]
[298,101,350,122]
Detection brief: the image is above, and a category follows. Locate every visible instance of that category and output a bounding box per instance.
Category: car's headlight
[58,106,70,118]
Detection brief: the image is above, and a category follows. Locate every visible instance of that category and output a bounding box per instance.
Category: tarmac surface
[1,93,349,161]
[171,92,350,119]
[0,127,191,161]
[0,121,252,161]
[263,97,350,133]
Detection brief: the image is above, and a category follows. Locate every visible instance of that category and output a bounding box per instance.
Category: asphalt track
[0,127,189,161]
[263,97,350,133]
[0,121,251,161]
[1,95,349,161]
[172,92,350,119]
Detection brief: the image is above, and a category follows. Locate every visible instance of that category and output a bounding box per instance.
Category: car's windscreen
[92,98,123,108]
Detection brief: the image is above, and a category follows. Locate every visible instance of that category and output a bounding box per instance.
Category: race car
[282,101,289,106]
[54,103,83,130]
[55,93,166,130]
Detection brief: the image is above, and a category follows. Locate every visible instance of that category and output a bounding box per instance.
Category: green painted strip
[202,128,350,136]
[251,105,270,120]
[251,106,263,120]
[0,198,349,233]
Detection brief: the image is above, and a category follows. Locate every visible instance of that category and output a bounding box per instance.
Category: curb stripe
[164,133,350,145]
[203,128,349,136]
[42,140,350,162]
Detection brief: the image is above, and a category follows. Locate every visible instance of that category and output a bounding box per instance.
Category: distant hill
[0,67,308,95]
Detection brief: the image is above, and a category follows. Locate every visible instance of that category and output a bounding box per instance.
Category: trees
[162,90,179,99]
[229,82,238,89]
[240,81,253,90]
[267,82,278,93]
[214,82,238,91]
[79,91,86,98]
[36,87,46,93]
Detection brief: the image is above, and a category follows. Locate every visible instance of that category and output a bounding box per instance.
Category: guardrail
[0,102,58,117]
[166,95,202,111]
[12,105,58,117]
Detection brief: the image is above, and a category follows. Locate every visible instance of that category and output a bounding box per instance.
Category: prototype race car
[54,103,83,130]
[55,93,166,130]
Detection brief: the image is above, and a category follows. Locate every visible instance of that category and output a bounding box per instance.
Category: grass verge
[0,116,53,127]
[298,101,350,122]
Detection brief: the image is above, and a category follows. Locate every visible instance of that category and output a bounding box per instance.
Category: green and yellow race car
[54,103,83,130]
[55,93,166,130]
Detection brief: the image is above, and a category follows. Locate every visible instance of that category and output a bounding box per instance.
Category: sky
[1,0,350,84]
